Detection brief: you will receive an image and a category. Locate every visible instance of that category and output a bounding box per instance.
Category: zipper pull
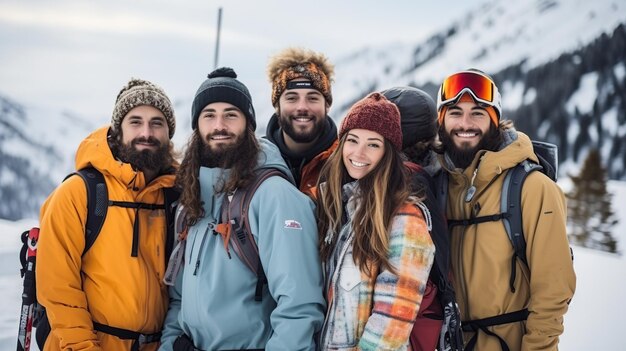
[465,167,479,202]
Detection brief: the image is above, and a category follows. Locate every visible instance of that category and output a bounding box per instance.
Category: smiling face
[341,128,386,180]
[443,101,492,150]
[277,79,328,146]
[120,105,170,151]
[197,101,247,152]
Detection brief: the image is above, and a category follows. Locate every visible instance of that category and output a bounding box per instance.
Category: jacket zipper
[320,232,355,347]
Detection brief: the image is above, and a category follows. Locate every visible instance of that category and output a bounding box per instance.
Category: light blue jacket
[159,139,325,351]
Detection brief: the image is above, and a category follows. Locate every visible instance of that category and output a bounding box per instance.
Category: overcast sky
[0,0,480,129]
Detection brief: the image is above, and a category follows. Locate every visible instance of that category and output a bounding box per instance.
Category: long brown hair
[317,134,410,274]
[176,126,259,225]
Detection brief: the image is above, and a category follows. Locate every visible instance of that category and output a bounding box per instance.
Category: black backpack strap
[93,321,161,351]
[501,161,542,291]
[66,167,108,256]
[223,168,288,301]
[462,308,529,351]
[163,187,180,266]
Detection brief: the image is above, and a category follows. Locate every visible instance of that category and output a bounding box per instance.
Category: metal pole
[214,7,222,69]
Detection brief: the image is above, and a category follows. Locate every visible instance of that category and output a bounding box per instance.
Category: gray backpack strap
[222,168,288,301]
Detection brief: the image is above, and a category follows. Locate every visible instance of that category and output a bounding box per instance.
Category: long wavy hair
[176,126,259,225]
[317,134,411,274]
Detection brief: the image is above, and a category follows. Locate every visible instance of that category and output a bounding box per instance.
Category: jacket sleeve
[36,176,102,350]
[358,206,436,350]
[158,266,185,351]
[521,173,576,350]
[252,177,326,351]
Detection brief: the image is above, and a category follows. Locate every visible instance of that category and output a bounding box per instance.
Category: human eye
[472,110,488,118]
[225,112,240,119]
[447,110,462,117]
[346,137,358,144]
[368,142,381,148]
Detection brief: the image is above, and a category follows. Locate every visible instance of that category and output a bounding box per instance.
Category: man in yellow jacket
[435,69,576,350]
[36,78,178,350]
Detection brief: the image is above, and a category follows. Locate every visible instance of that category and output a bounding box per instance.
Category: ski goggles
[436,71,502,118]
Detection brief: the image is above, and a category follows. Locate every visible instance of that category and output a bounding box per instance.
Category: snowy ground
[1,181,625,349]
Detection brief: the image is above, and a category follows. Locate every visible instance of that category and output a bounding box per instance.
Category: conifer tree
[567,149,619,253]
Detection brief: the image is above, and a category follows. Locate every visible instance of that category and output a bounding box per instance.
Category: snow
[565,72,599,115]
[1,180,625,349]
[501,79,525,110]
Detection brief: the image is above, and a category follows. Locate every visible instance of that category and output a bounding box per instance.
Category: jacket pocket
[328,255,362,348]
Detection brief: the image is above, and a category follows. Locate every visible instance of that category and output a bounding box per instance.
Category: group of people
[35,47,576,351]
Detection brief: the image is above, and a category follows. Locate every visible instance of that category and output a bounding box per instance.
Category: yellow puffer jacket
[441,128,575,351]
[37,126,176,351]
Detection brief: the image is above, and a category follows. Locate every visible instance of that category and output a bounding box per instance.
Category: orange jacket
[299,139,338,197]
[37,126,176,351]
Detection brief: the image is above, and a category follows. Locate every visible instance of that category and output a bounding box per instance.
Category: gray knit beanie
[191,67,256,131]
[381,86,437,149]
[111,78,176,139]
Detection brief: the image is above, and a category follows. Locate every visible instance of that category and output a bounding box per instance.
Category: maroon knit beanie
[339,92,403,151]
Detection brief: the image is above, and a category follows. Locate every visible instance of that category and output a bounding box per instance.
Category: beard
[439,125,501,169]
[278,109,326,143]
[116,136,172,173]
[200,129,249,168]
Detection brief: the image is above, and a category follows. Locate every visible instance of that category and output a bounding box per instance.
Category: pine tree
[566,149,619,253]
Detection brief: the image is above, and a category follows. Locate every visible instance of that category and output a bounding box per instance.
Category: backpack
[17,167,179,351]
[180,167,289,302]
[409,169,464,351]
[435,141,562,351]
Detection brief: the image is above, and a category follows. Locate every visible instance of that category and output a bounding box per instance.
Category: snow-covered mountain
[2,0,626,220]
[330,0,626,179]
[0,95,100,220]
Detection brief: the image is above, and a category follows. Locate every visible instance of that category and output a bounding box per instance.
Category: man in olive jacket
[435,69,576,351]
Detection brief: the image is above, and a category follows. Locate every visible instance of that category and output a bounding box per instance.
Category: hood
[441,124,539,181]
[75,126,138,186]
[74,126,175,191]
[257,138,295,184]
[265,113,338,163]
[198,137,295,217]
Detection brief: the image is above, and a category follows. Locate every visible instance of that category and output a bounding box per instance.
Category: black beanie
[381,86,437,149]
[191,67,256,130]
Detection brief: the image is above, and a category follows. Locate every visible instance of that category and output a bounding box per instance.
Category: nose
[458,112,474,129]
[213,115,227,131]
[139,123,154,138]
[295,99,309,114]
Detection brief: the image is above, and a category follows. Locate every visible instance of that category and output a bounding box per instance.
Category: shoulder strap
[501,161,542,268]
[223,168,289,301]
[162,187,180,266]
[65,167,108,256]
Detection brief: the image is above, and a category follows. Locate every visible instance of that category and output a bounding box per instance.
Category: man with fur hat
[37,78,179,350]
[265,47,338,196]
[159,67,324,351]
[435,69,575,350]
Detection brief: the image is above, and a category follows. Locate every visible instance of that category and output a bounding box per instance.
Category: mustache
[131,136,161,147]
[450,128,483,134]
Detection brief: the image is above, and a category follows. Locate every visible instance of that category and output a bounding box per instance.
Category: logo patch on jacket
[284,220,303,230]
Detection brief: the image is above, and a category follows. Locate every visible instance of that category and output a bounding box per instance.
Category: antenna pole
[214,7,223,69]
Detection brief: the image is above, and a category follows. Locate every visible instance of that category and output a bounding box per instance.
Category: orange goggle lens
[441,72,495,104]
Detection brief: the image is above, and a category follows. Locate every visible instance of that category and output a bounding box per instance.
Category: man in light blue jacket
[159,67,325,351]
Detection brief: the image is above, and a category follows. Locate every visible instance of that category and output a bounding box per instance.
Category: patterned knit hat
[267,47,334,107]
[191,67,256,131]
[111,78,175,139]
[339,92,403,151]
